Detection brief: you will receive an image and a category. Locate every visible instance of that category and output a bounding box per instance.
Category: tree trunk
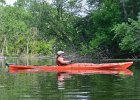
[1,35,7,56]
[132,0,139,18]
[26,39,29,57]
[121,0,128,21]
[5,36,9,55]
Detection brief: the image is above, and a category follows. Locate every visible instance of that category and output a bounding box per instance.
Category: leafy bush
[113,17,140,52]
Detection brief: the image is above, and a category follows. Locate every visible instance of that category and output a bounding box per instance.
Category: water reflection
[0,57,138,100]
[57,72,71,90]
[57,73,71,81]
[64,91,90,100]
[57,73,90,100]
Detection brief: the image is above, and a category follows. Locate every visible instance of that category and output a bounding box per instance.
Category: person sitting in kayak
[56,51,72,66]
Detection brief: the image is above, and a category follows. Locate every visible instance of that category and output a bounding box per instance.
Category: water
[0,57,139,100]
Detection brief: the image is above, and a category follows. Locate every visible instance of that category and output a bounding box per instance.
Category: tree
[113,17,140,54]
[120,0,140,21]
[75,0,121,57]
[15,0,82,51]
[0,0,5,5]
[0,6,31,55]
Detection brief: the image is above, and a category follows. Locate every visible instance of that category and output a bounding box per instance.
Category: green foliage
[0,0,140,58]
[31,39,55,55]
[113,17,140,52]
[76,0,121,55]
[0,6,30,55]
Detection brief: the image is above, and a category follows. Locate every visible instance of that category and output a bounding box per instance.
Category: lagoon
[0,57,139,100]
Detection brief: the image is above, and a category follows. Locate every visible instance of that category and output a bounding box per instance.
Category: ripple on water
[64,91,90,100]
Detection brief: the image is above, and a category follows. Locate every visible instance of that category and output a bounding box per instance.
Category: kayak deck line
[7,62,133,71]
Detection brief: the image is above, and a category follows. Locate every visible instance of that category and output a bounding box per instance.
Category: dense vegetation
[0,0,140,58]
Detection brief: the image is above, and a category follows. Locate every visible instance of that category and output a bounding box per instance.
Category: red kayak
[8,62,133,71]
[9,68,133,76]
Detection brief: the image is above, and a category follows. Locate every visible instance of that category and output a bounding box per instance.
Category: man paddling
[56,51,72,66]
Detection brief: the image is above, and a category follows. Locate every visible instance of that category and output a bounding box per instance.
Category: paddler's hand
[69,60,73,64]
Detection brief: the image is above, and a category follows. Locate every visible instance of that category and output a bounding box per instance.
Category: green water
[0,58,139,100]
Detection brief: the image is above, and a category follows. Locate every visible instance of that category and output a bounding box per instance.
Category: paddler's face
[61,53,64,56]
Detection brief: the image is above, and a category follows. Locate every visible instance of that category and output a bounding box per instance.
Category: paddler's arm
[58,57,71,64]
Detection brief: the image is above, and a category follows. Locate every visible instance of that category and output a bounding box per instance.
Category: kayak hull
[9,68,133,76]
[8,62,133,71]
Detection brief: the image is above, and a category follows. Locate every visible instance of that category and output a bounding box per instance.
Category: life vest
[56,56,67,66]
